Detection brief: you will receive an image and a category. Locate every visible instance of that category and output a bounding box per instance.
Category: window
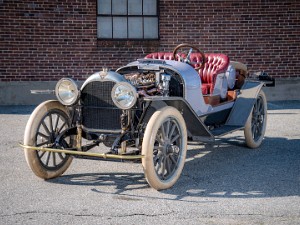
[97,0,159,39]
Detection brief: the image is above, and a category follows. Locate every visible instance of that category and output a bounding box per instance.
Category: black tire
[142,106,187,190]
[24,100,73,179]
[244,90,267,148]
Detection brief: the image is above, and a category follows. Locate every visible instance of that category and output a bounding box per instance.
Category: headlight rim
[111,82,137,110]
[55,78,79,106]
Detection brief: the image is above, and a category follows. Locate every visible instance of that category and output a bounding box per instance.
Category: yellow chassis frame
[20,143,144,160]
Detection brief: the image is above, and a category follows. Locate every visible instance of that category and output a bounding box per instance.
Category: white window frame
[97,0,159,40]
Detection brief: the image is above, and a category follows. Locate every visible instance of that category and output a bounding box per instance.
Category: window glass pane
[97,17,112,38]
[113,17,128,38]
[143,0,157,15]
[128,0,142,15]
[98,0,111,14]
[97,0,158,39]
[112,0,127,15]
[144,17,158,39]
[128,17,143,38]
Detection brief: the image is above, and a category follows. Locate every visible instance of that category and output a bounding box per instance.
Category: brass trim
[20,143,144,160]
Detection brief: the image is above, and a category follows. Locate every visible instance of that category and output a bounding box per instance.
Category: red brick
[0,0,299,81]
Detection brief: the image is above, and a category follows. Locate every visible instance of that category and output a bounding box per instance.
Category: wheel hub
[166,144,174,154]
[49,131,59,143]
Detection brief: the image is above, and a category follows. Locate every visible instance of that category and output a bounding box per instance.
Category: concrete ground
[0,101,299,225]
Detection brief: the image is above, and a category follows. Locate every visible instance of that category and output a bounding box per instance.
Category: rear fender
[226,80,264,127]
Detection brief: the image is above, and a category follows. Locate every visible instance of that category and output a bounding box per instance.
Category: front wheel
[24,100,74,179]
[244,90,267,148]
[142,106,187,190]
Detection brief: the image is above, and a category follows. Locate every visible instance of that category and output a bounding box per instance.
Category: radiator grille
[81,81,121,130]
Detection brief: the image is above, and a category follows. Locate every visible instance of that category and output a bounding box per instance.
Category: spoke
[160,122,167,141]
[165,157,171,175]
[154,151,163,164]
[58,121,67,133]
[252,99,264,140]
[58,152,65,160]
[37,132,49,140]
[169,123,176,140]
[45,151,51,166]
[257,126,262,137]
[161,157,166,179]
[41,121,51,135]
[38,150,47,158]
[36,140,50,147]
[258,101,264,115]
[251,116,256,124]
[155,134,164,146]
[52,152,56,167]
[177,54,184,61]
[187,48,193,59]
[171,134,180,144]
[153,154,159,163]
[48,114,54,133]
[155,155,164,174]
[169,154,178,166]
[54,114,60,131]
[165,119,171,139]
[256,126,260,139]
[254,125,260,140]
[260,117,264,127]
[257,119,263,135]
[253,127,257,140]
[153,145,163,153]
[153,145,161,150]
[251,124,256,139]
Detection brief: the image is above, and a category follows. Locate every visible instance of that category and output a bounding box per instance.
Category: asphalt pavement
[0,101,299,225]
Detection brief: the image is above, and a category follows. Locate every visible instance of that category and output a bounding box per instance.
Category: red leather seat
[145,52,175,60]
[144,52,230,95]
[193,53,230,94]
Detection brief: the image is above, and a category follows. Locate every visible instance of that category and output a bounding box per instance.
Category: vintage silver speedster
[21,44,274,190]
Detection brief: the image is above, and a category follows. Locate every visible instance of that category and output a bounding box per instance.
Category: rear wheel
[244,90,267,148]
[24,100,74,179]
[142,106,187,190]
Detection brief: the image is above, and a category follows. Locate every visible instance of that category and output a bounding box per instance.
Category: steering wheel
[172,43,206,70]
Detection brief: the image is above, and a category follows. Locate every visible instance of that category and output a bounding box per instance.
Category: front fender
[143,96,214,142]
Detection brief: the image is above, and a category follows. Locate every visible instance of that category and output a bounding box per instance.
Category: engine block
[124,72,162,96]
[124,72,156,86]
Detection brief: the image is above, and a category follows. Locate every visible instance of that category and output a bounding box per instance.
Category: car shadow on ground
[48,135,300,200]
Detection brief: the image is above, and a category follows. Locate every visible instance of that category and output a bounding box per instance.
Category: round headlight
[111,82,137,110]
[55,78,79,106]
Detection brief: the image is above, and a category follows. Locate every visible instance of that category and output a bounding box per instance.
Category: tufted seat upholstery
[145,52,176,60]
[145,52,230,95]
[194,53,230,94]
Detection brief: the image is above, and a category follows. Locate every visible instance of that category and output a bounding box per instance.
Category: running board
[20,143,144,160]
[210,125,243,137]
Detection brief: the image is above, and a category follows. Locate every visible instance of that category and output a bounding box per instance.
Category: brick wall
[1,0,299,82]
[159,0,300,79]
